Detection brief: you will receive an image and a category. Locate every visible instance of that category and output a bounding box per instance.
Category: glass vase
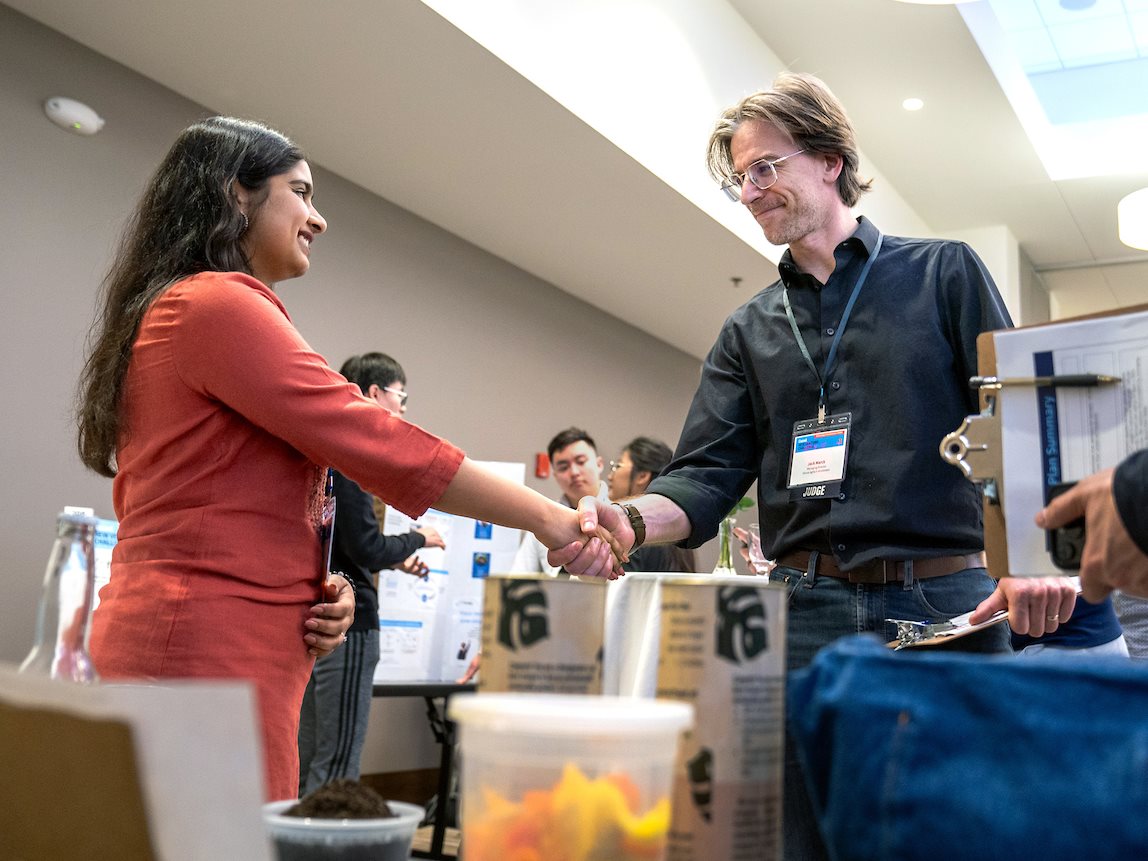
[713,516,738,576]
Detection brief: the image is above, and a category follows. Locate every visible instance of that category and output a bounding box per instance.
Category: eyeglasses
[382,386,408,405]
[720,149,806,202]
[608,460,626,474]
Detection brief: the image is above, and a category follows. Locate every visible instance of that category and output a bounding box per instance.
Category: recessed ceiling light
[902,97,925,111]
[1118,189,1148,251]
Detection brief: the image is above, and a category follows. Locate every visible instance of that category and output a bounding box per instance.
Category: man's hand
[415,526,445,550]
[968,576,1078,637]
[398,554,430,579]
[545,498,629,579]
[305,573,356,658]
[733,525,775,575]
[1036,467,1148,601]
[456,652,481,684]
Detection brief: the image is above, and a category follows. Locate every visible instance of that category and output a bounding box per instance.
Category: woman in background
[77,117,619,800]
[608,436,697,573]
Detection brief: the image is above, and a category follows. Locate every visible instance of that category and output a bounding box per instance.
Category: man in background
[298,352,445,794]
[511,427,610,576]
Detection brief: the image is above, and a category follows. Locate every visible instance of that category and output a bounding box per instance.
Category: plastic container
[449,693,694,861]
[262,799,423,861]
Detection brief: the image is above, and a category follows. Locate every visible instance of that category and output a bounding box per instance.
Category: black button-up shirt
[648,217,1013,570]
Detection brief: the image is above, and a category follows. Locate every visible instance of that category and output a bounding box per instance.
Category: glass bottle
[20,511,100,683]
[712,516,738,576]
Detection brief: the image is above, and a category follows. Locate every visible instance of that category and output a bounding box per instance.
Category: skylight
[960,0,1148,179]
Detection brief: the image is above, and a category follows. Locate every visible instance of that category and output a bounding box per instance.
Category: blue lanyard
[782,233,883,423]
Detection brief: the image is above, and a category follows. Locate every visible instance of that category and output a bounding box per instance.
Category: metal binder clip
[886,608,1010,650]
[887,618,956,650]
[939,388,1002,504]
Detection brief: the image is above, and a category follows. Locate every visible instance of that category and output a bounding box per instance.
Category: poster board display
[374,461,525,682]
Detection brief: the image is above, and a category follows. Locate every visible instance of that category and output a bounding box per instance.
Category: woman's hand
[305,573,355,658]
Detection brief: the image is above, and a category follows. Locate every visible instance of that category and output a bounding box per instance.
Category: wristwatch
[613,503,646,553]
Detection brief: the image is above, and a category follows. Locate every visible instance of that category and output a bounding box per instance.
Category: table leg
[419,695,454,860]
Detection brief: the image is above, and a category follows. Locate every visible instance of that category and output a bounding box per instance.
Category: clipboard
[941,304,1148,578]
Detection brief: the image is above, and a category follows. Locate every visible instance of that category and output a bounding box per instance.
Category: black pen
[969,374,1122,389]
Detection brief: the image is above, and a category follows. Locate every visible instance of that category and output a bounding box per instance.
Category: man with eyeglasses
[298,351,446,794]
[557,72,1079,859]
[511,427,611,576]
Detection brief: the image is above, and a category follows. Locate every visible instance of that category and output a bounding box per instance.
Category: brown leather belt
[776,550,987,585]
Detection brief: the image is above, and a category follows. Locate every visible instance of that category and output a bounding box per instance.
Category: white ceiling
[11,0,1148,357]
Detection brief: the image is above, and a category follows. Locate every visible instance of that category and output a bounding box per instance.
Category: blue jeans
[298,627,379,796]
[770,565,1009,861]
[789,635,1148,860]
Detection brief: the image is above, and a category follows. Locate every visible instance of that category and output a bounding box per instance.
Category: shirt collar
[777,216,880,289]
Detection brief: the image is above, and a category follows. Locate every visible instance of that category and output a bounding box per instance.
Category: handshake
[543,497,642,581]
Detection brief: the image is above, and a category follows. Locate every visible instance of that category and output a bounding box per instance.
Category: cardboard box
[479,574,608,694]
[606,574,786,861]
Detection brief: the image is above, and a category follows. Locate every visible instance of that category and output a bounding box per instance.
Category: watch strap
[614,503,646,552]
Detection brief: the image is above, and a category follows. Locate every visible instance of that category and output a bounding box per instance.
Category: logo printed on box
[716,586,769,664]
[497,580,549,651]
[687,748,713,822]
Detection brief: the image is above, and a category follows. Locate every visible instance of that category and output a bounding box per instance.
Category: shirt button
[837,544,846,552]
[826,327,835,335]
[838,492,846,501]
[831,381,841,390]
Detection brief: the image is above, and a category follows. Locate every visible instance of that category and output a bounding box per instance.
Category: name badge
[788,413,851,502]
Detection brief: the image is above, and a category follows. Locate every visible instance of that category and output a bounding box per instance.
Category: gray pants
[298,627,380,796]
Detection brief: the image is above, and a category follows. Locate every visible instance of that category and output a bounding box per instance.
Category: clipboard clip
[887,618,956,649]
[939,388,1002,505]
[887,608,1010,650]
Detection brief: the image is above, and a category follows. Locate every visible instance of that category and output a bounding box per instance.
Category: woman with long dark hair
[608,436,697,572]
[78,117,620,800]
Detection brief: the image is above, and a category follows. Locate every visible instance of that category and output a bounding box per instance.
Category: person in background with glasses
[298,352,446,795]
[607,436,695,572]
[556,72,1079,860]
[512,427,611,577]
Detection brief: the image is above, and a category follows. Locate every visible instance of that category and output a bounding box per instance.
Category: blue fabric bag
[788,635,1148,860]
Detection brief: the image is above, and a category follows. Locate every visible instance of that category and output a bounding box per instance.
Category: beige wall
[1,7,724,772]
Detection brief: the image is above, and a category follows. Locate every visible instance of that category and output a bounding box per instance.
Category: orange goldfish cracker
[606,771,642,813]
[466,763,670,861]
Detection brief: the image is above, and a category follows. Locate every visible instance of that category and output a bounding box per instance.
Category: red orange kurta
[89,272,463,800]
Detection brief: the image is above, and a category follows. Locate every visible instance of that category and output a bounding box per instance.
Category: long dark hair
[77,117,304,476]
[623,436,698,572]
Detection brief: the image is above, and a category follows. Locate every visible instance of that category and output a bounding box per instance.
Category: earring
[238,212,249,237]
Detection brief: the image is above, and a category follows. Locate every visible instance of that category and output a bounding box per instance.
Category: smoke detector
[43,97,105,135]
